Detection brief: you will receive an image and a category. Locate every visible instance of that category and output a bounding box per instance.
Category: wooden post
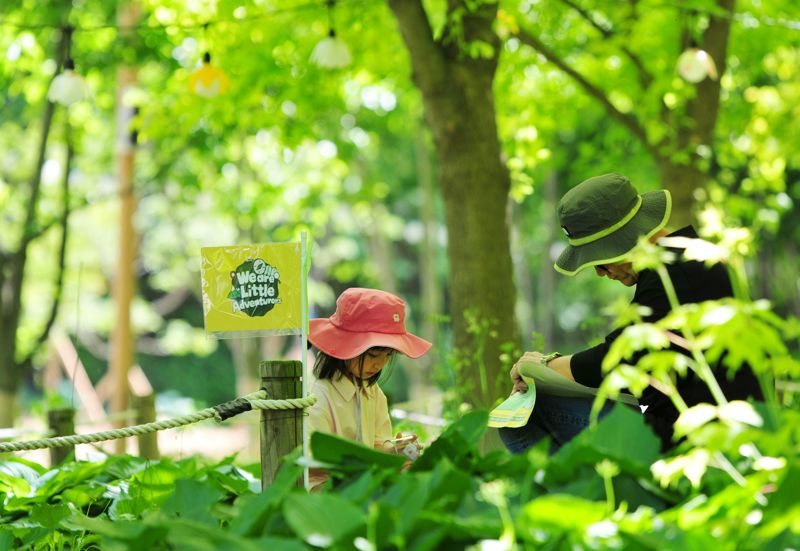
[127,364,158,459]
[134,393,159,460]
[48,408,75,466]
[260,360,302,489]
[109,0,140,454]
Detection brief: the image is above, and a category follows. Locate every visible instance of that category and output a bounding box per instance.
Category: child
[307,287,432,489]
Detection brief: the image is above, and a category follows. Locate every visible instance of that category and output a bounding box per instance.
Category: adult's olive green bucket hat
[554,173,672,276]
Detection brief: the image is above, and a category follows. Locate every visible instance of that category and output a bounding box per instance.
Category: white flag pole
[301,231,310,490]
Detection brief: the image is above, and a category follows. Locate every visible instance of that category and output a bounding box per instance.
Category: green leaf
[674,403,718,438]
[228,448,304,537]
[207,464,259,495]
[310,432,405,471]
[60,483,107,508]
[450,410,489,445]
[255,536,308,551]
[718,401,763,427]
[337,470,389,503]
[162,479,224,523]
[0,528,13,550]
[426,459,472,506]
[63,511,146,540]
[519,494,606,532]
[161,517,271,551]
[760,465,800,538]
[586,406,660,467]
[282,492,366,546]
[650,449,711,489]
[377,474,431,539]
[413,410,488,471]
[0,472,30,499]
[467,40,495,59]
[0,457,46,480]
[29,503,70,528]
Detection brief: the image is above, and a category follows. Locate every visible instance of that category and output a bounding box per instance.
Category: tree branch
[4,26,70,370]
[686,0,734,142]
[22,121,73,367]
[557,0,653,89]
[386,0,449,96]
[21,196,92,243]
[515,27,652,151]
[151,287,190,317]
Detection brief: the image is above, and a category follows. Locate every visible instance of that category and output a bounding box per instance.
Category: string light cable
[0,0,371,33]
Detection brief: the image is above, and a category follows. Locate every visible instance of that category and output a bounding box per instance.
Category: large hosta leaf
[282,492,365,547]
[162,479,224,524]
[310,432,404,471]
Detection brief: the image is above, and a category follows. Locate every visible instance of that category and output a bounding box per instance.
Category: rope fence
[0,390,316,453]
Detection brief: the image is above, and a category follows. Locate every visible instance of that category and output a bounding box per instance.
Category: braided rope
[0,391,316,453]
[249,397,316,411]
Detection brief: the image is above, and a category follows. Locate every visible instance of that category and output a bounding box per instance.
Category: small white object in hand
[402,443,419,461]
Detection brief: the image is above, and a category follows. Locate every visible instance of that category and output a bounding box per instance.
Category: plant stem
[713,451,767,506]
[656,266,728,405]
[603,475,616,515]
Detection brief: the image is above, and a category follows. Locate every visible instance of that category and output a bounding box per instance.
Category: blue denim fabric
[498,393,616,454]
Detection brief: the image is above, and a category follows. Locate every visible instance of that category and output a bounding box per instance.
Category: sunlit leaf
[674,403,718,438]
[282,493,366,546]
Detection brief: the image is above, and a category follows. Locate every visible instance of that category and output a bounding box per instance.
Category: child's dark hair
[313,347,395,387]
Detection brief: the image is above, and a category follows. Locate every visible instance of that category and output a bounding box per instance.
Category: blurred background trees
[1,0,798,441]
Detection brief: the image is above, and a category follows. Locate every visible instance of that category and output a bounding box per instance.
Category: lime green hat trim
[568,195,643,246]
[553,190,672,276]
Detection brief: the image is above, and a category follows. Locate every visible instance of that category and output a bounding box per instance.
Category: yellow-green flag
[201,242,303,337]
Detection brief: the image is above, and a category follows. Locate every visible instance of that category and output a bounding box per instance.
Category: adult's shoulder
[666,225,698,239]
[661,225,733,300]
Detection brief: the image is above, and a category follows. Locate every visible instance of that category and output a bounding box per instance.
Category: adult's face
[594,262,639,286]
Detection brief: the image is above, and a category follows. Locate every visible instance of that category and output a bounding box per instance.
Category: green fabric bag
[488,376,536,428]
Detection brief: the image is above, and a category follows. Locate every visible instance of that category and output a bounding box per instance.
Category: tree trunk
[388,0,519,409]
[511,201,534,342]
[659,0,734,228]
[366,203,398,294]
[411,123,440,411]
[0,390,15,428]
[655,161,706,229]
[0,26,69,426]
[536,173,559,348]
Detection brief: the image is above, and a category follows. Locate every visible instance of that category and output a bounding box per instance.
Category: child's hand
[387,432,422,462]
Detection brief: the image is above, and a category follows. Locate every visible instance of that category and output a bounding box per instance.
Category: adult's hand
[510,352,542,393]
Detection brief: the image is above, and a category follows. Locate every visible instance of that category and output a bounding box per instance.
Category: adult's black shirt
[570,226,762,450]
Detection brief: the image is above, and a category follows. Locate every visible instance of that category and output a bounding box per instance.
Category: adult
[501,173,762,453]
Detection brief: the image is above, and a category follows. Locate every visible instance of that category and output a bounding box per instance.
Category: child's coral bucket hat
[309,288,432,360]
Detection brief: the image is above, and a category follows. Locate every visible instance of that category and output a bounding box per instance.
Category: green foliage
[431,309,520,420]
[0,396,797,549]
[1,2,799,545]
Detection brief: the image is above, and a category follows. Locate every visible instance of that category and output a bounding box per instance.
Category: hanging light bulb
[677,46,718,83]
[311,0,351,69]
[189,52,229,97]
[48,27,88,106]
[48,57,89,105]
[311,29,352,69]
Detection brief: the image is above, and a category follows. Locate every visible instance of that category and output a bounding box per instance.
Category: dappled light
[0,0,798,548]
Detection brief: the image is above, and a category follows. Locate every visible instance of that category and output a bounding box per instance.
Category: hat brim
[554,189,672,276]
[309,318,432,360]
